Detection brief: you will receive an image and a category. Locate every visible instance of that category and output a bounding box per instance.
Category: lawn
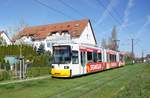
[0,63,149,98]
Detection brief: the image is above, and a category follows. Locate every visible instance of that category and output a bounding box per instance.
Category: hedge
[26,67,50,77]
[0,70,10,81]
[0,45,36,58]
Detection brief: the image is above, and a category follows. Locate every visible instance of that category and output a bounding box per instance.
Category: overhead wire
[96,0,122,25]
[33,0,74,19]
[58,0,86,18]
[105,0,122,23]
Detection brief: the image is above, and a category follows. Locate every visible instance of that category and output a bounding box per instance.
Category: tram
[51,43,125,77]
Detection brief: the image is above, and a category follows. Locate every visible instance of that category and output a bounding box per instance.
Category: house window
[67,24,70,27]
[61,30,69,34]
[51,31,57,35]
[47,42,51,47]
[74,24,80,27]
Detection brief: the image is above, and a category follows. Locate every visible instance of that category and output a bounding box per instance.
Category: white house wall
[21,36,32,44]
[0,33,12,45]
[44,33,72,52]
[33,40,44,49]
[17,22,96,51]
[77,22,96,45]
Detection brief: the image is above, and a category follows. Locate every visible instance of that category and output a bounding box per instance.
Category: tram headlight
[51,65,54,68]
[64,66,69,69]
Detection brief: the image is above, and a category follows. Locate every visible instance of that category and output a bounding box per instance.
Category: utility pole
[142,50,144,63]
[19,45,22,79]
[19,44,25,79]
[23,58,25,79]
[131,38,134,64]
[141,50,146,63]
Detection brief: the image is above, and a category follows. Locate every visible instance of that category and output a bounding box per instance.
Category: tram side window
[93,52,97,62]
[110,54,116,62]
[98,53,102,62]
[87,52,93,62]
[72,51,79,64]
[113,55,116,62]
[114,55,116,61]
[107,54,110,62]
[120,55,124,62]
[110,54,112,62]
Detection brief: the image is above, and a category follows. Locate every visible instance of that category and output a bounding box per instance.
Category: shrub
[0,70,10,81]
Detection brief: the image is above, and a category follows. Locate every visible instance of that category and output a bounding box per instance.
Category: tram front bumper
[51,69,71,77]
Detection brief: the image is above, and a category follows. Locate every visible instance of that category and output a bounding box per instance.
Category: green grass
[0,63,149,98]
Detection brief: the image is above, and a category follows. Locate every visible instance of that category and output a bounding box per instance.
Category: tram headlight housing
[64,66,69,69]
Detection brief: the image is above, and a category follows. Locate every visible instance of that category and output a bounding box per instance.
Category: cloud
[119,0,134,31]
[94,0,118,28]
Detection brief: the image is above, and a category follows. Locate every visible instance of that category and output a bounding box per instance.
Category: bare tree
[8,17,29,41]
[107,37,113,50]
[111,26,118,50]
[101,38,107,49]
[105,26,119,50]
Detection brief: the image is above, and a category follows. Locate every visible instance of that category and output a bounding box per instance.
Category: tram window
[98,53,102,62]
[72,51,79,64]
[107,54,110,62]
[119,55,124,62]
[87,52,93,62]
[110,54,112,62]
[111,55,116,62]
[114,55,116,62]
[93,52,97,62]
[81,52,86,64]
[110,54,116,62]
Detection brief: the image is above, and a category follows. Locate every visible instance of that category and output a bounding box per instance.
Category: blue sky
[0,0,150,57]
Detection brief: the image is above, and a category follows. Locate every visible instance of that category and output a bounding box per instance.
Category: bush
[31,53,52,67]
[0,70,10,81]
[125,56,133,65]
[26,67,50,77]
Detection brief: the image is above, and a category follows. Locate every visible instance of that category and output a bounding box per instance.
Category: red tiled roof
[20,19,89,40]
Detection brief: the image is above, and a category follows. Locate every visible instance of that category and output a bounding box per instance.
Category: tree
[101,38,107,49]
[37,44,45,55]
[8,17,29,41]
[146,54,150,58]
[0,37,3,45]
[111,26,118,50]
[107,37,113,50]
[125,52,133,64]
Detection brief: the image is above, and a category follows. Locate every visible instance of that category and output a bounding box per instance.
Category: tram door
[81,51,86,74]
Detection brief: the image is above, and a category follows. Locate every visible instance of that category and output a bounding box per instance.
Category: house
[0,31,12,45]
[16,19,97,52]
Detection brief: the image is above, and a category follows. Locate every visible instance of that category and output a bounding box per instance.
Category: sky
[0,0,150,57]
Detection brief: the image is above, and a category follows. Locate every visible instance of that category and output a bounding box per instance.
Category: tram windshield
[53,45,71,64]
